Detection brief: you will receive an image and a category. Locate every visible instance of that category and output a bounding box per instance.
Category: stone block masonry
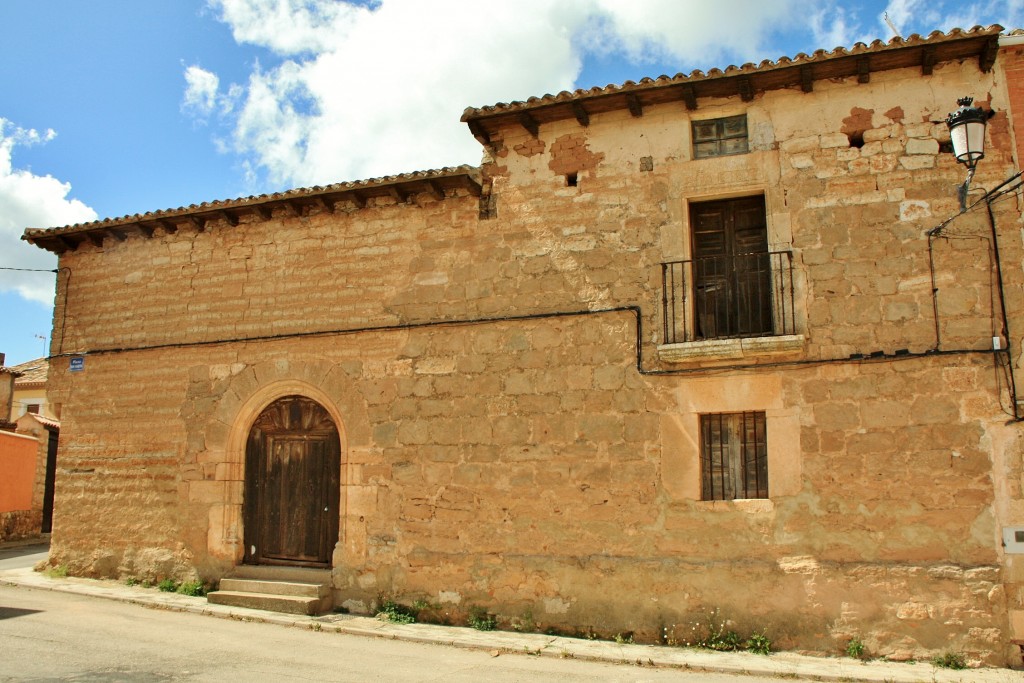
[32,31,1024,666]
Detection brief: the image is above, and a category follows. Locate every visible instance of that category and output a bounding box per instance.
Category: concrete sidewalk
[1,564,1020,683]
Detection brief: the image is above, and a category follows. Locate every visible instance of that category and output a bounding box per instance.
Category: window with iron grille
[700,411,768,500]
[692,115,748,159]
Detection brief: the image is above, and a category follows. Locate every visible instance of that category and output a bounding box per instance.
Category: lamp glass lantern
[946,96,988,208]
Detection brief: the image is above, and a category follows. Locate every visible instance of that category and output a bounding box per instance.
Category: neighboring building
[21,26,1024,665]
[0,353,17,431]
[14,412,59,534]
[0,427,40,542]
[8,357,55,421]
[0,353,53,540]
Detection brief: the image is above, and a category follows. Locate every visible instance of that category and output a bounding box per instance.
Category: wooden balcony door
[690,196,772,339]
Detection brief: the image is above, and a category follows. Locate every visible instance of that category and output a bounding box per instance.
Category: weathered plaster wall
[42,54,1024,665]
[0,430,41,542]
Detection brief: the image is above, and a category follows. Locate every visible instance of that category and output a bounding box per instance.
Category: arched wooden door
[243,396,340,567]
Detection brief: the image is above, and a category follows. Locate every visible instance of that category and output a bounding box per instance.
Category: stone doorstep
[229,565,331,584]
[207,565,333,616]
[207,589,327,616]
[218,578,330,598]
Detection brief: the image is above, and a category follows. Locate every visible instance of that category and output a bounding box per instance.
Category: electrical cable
[44,303,1003,380]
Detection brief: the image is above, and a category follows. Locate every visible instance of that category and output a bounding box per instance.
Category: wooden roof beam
[56,234,79,251]
[456,176,482,197]
[800,66,813,93]
[738,76,754,102]
[252,205,273,221]
[625,93,643,117]
[572,102,590,127]
[424,180,446,201]
[313,196,335,214]
[215,210,239,227]
[980,36,998,72]
[518,111,540,138]
[857,56,871,83]
[467,119,491,146]
[348,191,367,209]
[679,84,697,111]
[31,237,65,254]
[921,46,936,75]
[386,185,414,203]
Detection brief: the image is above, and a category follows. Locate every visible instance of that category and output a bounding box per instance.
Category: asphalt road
[0,584,789,682]
[0,543,49,573]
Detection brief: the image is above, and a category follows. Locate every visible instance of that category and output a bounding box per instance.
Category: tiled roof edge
[461,25,1004,121]
[23,164,481,240]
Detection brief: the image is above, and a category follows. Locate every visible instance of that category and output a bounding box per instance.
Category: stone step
[218,578,329,599]
[229,565,332,584]
[207,590,327,616]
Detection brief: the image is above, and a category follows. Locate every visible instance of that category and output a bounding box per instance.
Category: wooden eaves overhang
[23,165,482,255]
[461,25,1002,145]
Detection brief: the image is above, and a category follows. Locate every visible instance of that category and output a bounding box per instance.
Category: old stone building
[23,26,1024,665]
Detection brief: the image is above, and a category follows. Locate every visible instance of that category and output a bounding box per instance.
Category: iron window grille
[700,411,768,500]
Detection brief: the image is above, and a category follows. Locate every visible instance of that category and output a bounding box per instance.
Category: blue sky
[1,0,1021,366]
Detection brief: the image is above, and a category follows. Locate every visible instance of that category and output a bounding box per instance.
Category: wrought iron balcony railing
[661,251,796,344]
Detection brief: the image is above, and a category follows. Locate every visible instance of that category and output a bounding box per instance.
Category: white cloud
[189,0,827,189]
[809,7,858,50]
[0,119,97,305]
[588,0,799,65]
[183,65,223,116]
[881,0,1024,38]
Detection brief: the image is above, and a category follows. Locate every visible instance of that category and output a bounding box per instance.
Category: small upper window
[692,115,748,159]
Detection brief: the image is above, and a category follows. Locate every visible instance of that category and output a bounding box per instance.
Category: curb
[1,567,1019,683]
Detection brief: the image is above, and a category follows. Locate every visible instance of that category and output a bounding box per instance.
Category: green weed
[176,580,206,597]
[932,652,967,670]
[157,578,179,592]
[845,637,866,659]
[467,606,497,631]
[511,608,536,633]
[376,599,416,624]
[745,631,772,655]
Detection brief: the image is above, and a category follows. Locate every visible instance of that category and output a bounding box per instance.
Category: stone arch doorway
[243,395,341,568]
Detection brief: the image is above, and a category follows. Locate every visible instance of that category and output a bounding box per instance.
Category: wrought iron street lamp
[946,96,989,209]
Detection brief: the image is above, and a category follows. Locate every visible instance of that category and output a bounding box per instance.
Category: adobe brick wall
[41,54,1024,665]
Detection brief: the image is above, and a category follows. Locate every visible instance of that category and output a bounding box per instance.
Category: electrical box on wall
[1003,527,1024,553]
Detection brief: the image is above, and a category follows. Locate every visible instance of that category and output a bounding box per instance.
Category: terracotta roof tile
[26,414,60,430]
[461,25,1003,135]
[22,165,482,251]
[10,357,48,386]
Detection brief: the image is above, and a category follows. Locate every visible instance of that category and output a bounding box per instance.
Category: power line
[0,267,58,273]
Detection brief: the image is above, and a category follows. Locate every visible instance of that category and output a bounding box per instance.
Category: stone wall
[41,53,1024,665]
